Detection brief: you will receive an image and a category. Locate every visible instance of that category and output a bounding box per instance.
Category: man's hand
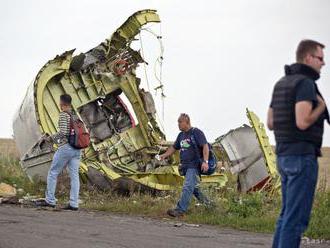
[42,133,52,142]
[295,95,326,130]
[201,162,209,173]
[156,153,169,161]
[158,146,176,161]
[157,154,166,161]
[317,95,326,110]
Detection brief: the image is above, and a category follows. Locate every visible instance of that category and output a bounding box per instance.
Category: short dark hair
[60,94,72,105]
[296,39,325,63]
[178,113,190,123]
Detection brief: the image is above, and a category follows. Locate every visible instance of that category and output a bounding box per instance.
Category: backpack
[67,113,90,149]
[190,128,217,175]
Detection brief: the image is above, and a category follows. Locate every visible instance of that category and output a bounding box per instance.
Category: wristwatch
[203,160,209,164]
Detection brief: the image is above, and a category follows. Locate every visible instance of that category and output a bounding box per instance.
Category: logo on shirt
[180,138,191,151]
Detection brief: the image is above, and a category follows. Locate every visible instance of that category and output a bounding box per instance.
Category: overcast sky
[1,0,329,146]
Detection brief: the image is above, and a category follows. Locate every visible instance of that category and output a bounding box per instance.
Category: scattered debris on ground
[173,222,201,228]
[0,182,16,197]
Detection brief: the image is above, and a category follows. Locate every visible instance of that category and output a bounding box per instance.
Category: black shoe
[35,200,56,208]
[62,204,79,211]
[167,209,184,218]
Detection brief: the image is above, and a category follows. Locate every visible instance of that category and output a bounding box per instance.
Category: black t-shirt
[272,79,324,156]
[173,128,207,167]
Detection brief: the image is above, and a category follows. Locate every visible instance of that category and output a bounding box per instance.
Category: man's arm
[160,133,181,160]
[194,129,209,173]
[201,143,209,173]
[49,112,71,143]
[295,95,326,130]
[267,107,274,130]
[159,146,176,160]
[202,144,209,162]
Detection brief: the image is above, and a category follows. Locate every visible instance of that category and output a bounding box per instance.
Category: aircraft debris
[12,10,278,194]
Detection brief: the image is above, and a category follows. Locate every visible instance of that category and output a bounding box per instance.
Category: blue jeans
[45,144,81,208]
[175,168,209,213]
[272,154,318,248]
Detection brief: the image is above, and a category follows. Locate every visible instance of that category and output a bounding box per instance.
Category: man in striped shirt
[38,94,81,210]
[51,110,71,146]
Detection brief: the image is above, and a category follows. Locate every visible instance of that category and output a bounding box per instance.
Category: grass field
[0,138,19,159]
[318,147,330,190]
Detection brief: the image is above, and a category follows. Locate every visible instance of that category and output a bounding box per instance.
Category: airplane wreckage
[13,10,279,194]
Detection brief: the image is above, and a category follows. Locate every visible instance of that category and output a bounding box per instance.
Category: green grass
[81,185,330,239]
[1,154,330,240]
[82,190,178,216]
[306,190,330,238]
[185,190,279,233]
[0,154,45,196]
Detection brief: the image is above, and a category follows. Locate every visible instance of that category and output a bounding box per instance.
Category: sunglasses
[312,55,324,63]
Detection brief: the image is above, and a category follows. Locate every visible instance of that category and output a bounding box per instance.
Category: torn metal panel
[246,108,280,193]
[215,125,270,193]
[246,109,277,177]
[214,110,279,193]
[13,83,43,157]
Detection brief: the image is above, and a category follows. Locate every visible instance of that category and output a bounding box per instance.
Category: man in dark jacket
[267,40,329,248]
[159,113,211,217]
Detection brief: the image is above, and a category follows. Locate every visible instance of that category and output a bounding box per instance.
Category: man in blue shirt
[268,39,329,248]
[160,113,211,217]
